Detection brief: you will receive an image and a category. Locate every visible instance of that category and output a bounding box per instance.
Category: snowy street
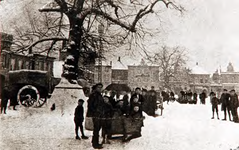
[0,89,239,150]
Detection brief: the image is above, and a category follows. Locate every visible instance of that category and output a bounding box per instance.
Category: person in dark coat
[186,89,193,103]
[87,83,105,149]
[74,99,88,140]
[122,91,129,107]
[180,90,186,101]
[193,92,198,104]
[123,105,143,142]
[145,90,157,116]
[210,92,220,119]
[229,90,239,123]
[220,89,231,121]
[161,90,169,104]
[109,90,117,108]
[199,90,207,105]
[130,87,144,109]
[101,96,114,144]
[169,91,175,102]
[1,88,9,114]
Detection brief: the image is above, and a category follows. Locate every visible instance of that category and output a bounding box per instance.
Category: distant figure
[1,88,9,114]
[109,90,117,108]
[199,90,207,105]
[186,89,193,102]
[229,90,239,123]
[146,90,157,116]
[220,89,231,121]
[74,99,89,140]
[193,92,198,104]
[210,92,219,119]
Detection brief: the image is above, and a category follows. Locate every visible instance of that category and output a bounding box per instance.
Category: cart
[4,70,60,107]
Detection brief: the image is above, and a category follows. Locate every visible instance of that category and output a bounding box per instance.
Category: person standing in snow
[193,92,198,104]
[210,92,220,119]
[1,88,9,114]
[199,90,207,105]
[87,83,105,149]
[229,90,239,123]
[74,99,89,140]
[146,90,157,116]
[220,89,231,121]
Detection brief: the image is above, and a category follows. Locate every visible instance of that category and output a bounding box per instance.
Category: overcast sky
[1,0,239,73]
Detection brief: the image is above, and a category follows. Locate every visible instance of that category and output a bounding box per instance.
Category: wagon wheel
[17,85,46,108]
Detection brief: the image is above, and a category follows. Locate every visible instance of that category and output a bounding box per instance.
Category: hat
[230,89,235,92]
[95,83,103,87]
[142,89,147,92]
[78,99,84,103]
[135,87,141,90]
[223,89,227,91]
[103,95,110,99]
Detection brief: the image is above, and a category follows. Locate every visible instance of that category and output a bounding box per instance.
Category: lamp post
[98,23,104,83]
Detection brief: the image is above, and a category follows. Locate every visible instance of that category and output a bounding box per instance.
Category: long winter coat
[220,93,231,111]
[230,94,239,109]
[87,91,105,118]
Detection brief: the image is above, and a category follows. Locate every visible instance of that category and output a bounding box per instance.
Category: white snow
[1,89,239,150]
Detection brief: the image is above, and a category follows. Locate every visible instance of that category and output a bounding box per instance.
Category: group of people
[179,89,207,104]
[209,89,239,123]
[75,83,154,149]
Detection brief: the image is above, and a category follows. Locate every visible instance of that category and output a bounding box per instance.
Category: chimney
[196,62,198,66]
[110,61,112,66]
[118,57,121,62]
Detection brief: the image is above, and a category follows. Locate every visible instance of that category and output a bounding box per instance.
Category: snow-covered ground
[1,87,239,150]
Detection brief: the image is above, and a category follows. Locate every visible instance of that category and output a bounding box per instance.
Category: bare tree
[146,46,189,89]
[10,4,68,56]
[36,0,183,82]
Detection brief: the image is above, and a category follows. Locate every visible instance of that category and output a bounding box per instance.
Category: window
[25,61,30,69]
[200,78,203,83]
[10,58,15,70]
[18,60,23,70]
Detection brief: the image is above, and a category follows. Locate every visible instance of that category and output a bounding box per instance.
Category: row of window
[1,53,53,73]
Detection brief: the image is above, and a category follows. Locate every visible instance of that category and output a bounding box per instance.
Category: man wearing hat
[74,99,89,140]
[220,89,231,121]
[87,83,105,149]
[229,89,239,123]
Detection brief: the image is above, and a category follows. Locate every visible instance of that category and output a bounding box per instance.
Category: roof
[191,64,209,75]
[111,60,128,70]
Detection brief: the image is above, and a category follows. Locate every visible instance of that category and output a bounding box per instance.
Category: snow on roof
[111,60,128,70]
[191,64,209,74]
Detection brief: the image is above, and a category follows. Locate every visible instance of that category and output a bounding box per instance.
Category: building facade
[128,63,160,90]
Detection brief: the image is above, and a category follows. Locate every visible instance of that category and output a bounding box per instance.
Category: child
[210,92,220,119]
[123,105,143,142]
[74,99,89,140]
[130,96,142,111]
[102,96,114,144]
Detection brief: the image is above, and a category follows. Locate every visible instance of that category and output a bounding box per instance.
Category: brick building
[128,59,160,90]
